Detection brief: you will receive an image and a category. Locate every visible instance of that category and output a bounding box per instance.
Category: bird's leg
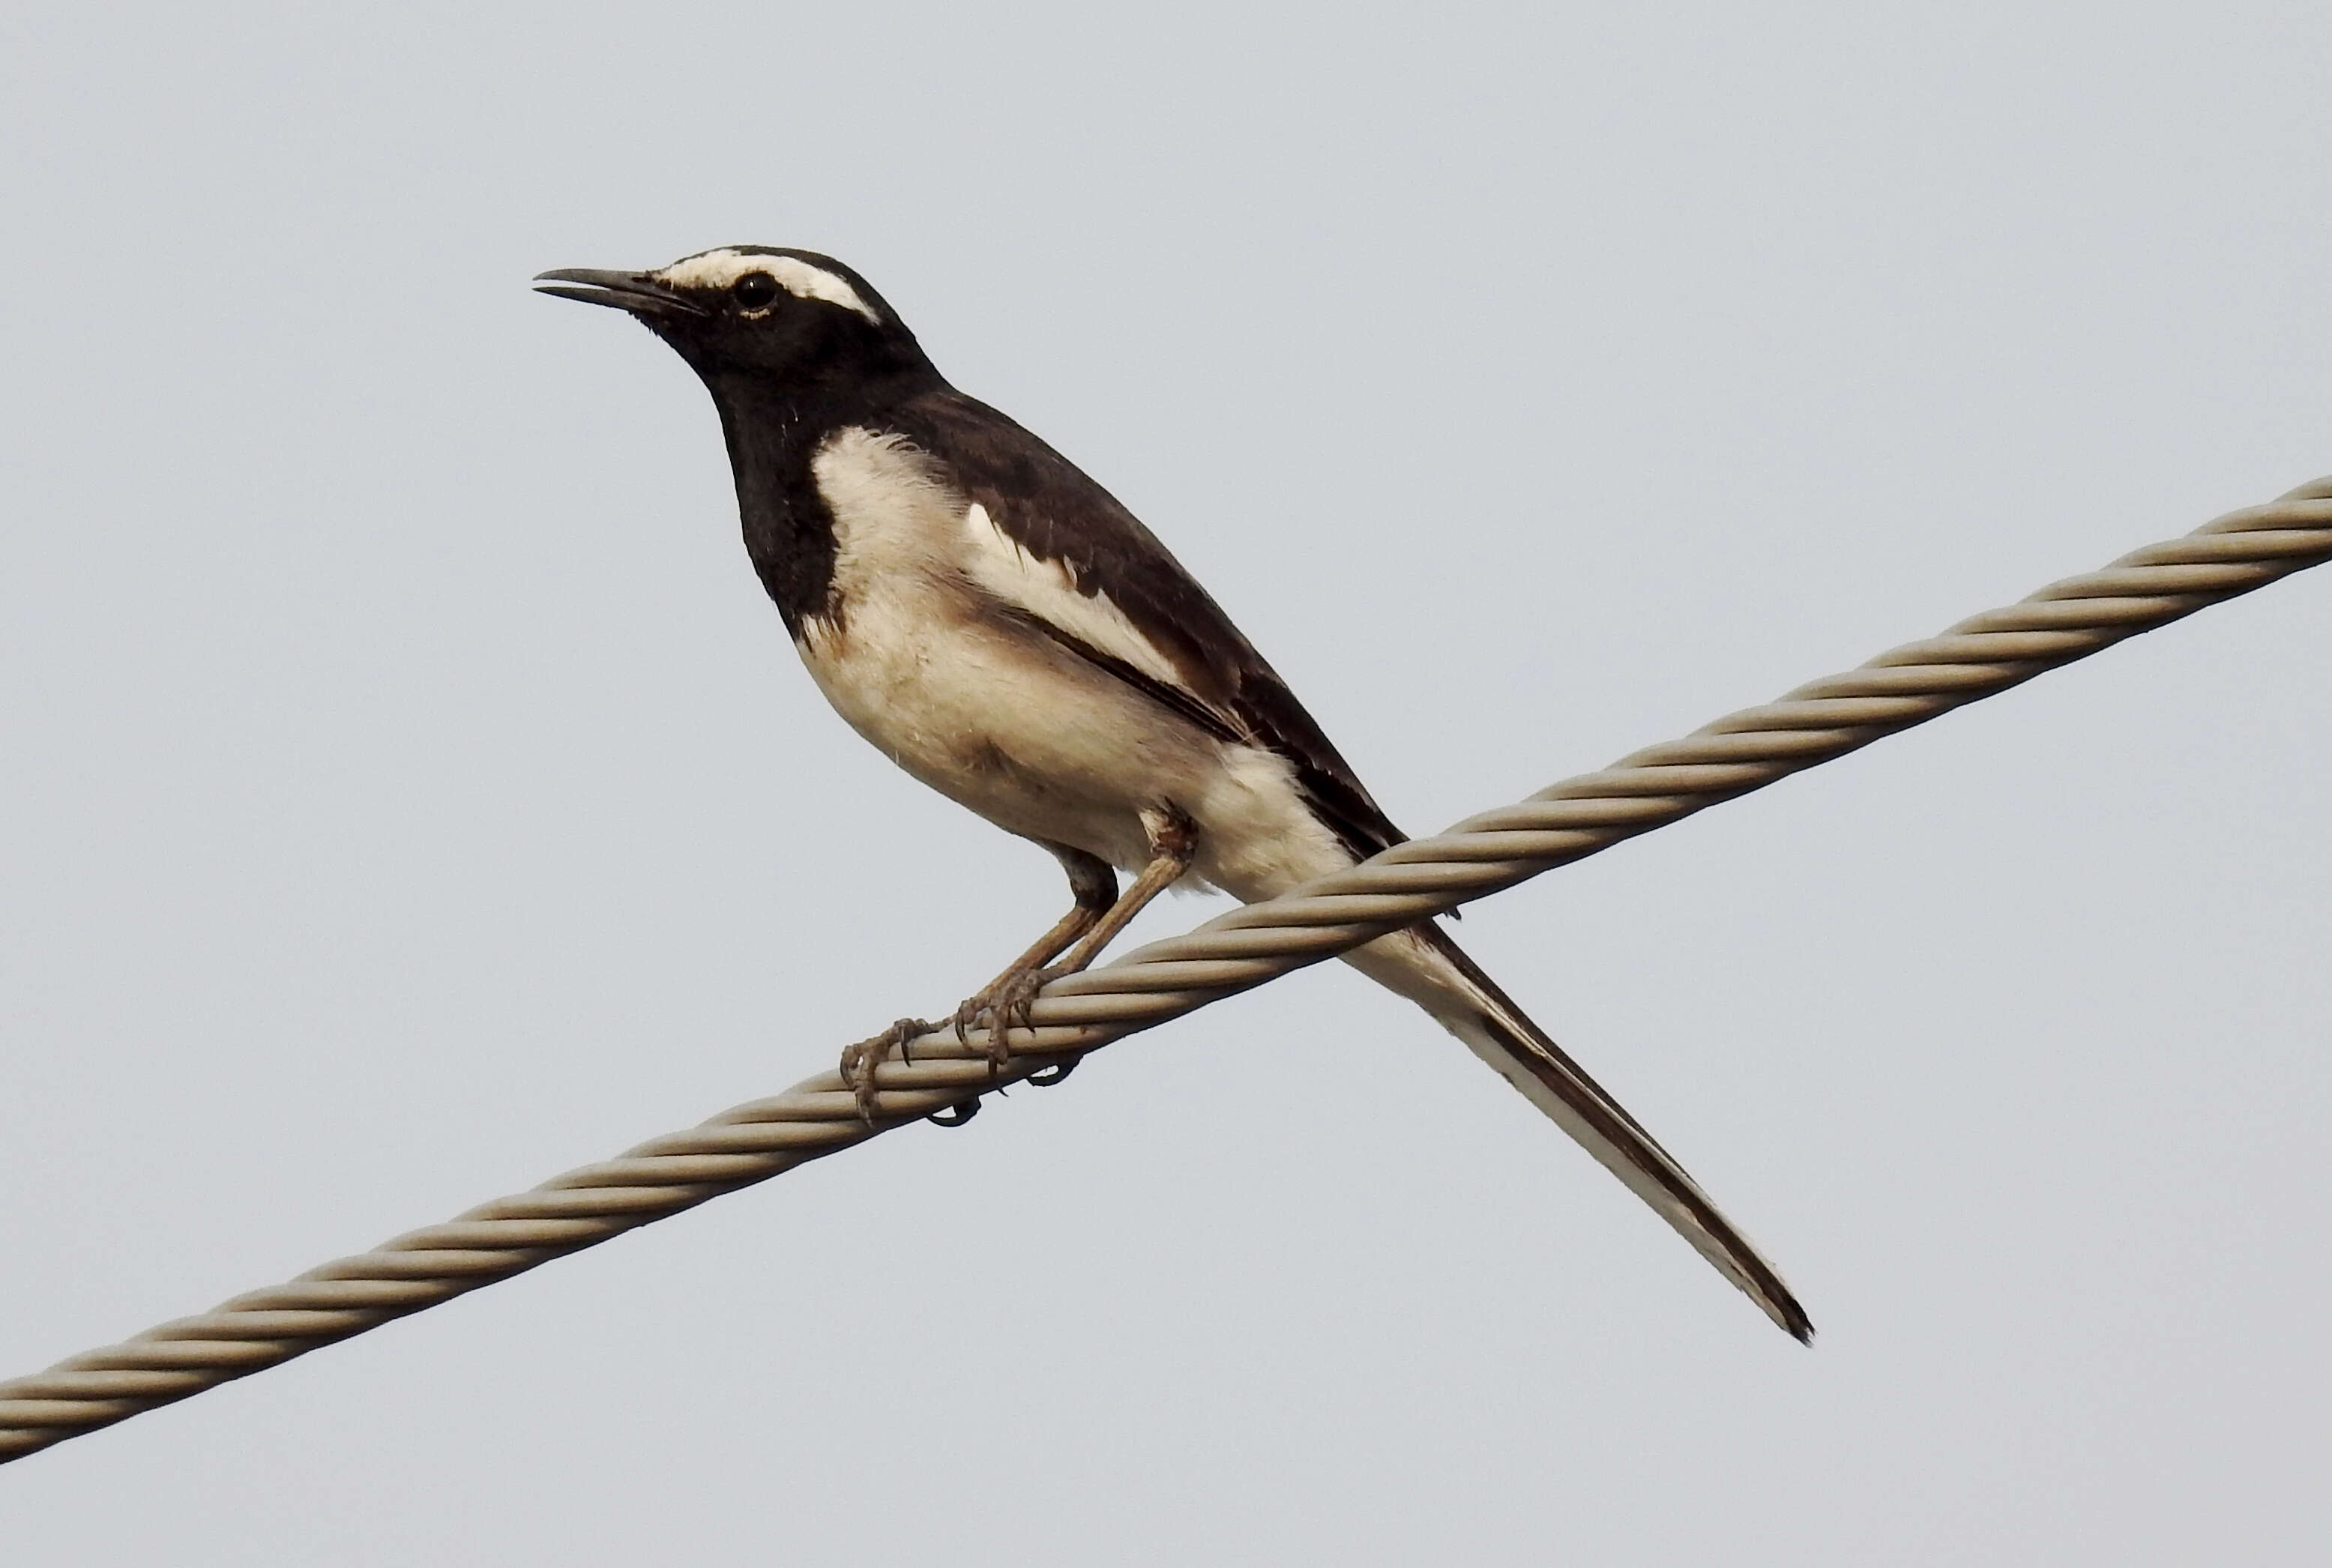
[959,808,1197,1078]
[840,842,1118,1121]
[1055,806,1196,973]
[953,843,1118,1070]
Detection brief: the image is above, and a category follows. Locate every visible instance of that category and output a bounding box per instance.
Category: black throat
[699,365,944,635]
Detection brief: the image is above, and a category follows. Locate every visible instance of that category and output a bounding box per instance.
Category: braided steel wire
[4,477,2328,1463]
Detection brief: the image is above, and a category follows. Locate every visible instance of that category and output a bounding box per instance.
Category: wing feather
[892,390,1409,862]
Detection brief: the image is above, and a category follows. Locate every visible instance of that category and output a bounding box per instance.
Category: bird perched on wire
[536,247,1810,1340]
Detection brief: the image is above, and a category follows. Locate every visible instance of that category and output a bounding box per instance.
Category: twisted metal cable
[5,477,2328,1463]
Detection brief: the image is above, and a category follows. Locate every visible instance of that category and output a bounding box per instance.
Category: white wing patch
[957,501,1189,692]
[654,248,880,323]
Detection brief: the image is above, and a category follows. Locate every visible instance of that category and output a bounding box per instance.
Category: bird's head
[534,246,931,388]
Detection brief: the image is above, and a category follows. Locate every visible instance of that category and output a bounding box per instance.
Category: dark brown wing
[889,388,1408,862]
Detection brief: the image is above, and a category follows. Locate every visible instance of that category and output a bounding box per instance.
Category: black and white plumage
[536,247,1811,1341]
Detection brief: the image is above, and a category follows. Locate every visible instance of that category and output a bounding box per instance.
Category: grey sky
[5,4,2330,1563]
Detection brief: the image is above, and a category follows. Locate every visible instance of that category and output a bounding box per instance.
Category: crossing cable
[4,476,2328,1464]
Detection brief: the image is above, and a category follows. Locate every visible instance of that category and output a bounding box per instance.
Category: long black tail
[1342,923,1813,1342]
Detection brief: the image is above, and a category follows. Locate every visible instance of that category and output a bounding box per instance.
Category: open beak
[532,268,707,319]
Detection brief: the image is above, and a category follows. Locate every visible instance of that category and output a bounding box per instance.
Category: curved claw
[927,1097,981,1127]
[1026,1058,1079,1087]
[950,964,1061,1079]
[839,1017,932,1123]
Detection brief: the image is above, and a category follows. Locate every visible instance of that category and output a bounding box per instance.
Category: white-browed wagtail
[537,247,1809,1339]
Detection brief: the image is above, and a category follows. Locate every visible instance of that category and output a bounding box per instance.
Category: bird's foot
[839,1016,932,1122]
[950,964,1059,1079]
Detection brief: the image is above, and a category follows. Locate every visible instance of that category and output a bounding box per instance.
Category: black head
[534,246,935,391]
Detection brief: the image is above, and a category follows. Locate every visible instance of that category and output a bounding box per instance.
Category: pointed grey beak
[532,268,708,319]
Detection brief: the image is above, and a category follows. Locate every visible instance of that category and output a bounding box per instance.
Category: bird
[535,246,1810,1340]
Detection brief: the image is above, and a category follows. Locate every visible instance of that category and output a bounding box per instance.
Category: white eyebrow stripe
[654,249,880,323]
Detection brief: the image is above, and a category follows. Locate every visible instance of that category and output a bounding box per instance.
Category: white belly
[796,585,1345,896]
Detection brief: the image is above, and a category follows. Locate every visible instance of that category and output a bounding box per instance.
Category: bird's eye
[732,272,780,309]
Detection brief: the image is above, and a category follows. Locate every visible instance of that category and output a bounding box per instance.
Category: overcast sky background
[4,4,2330,1563]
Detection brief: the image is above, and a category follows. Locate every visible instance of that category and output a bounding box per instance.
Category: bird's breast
[791,422,1354,896]
[792,424,1148,860]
